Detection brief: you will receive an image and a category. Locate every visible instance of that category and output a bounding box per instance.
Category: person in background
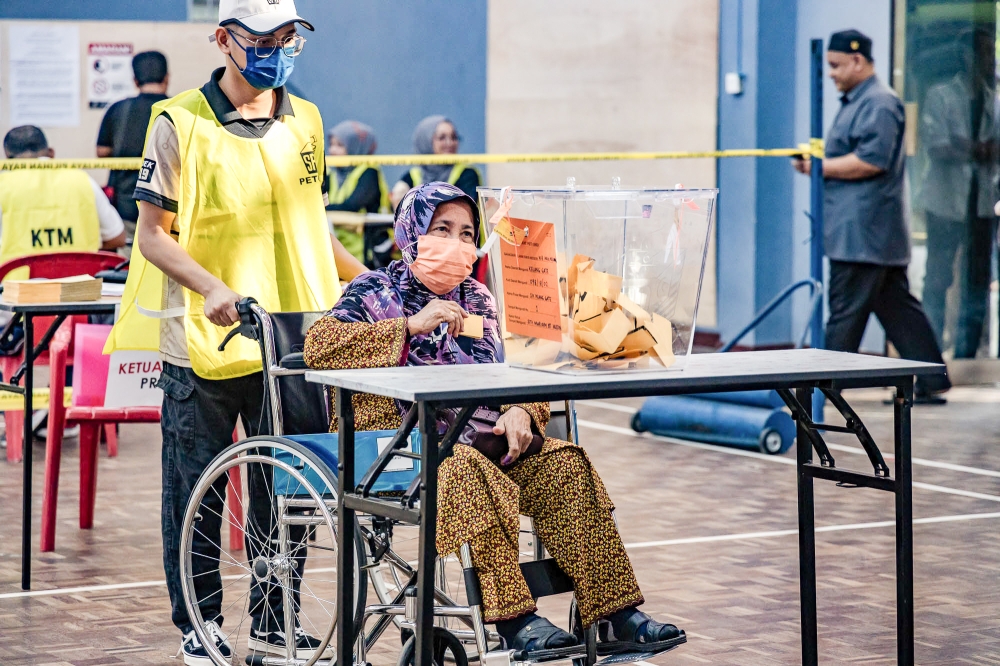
[326,120,393,268]
[390,115,481,209]
[919,28,998,358]
[792,29,951,403]
[96,50,170,252]
[2,125,126,268]
[104,0,365,661]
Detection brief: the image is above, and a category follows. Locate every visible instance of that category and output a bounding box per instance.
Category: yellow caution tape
[0,387,72,412]
[0,143,826,171]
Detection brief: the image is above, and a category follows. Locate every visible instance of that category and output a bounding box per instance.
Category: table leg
[20,314,34,590]
[415,401,439,666]
[796,385,817,665]
[894,378,915,665]
[336,388,357,666]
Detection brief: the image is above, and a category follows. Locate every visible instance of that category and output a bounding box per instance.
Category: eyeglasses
[434,132,461,142]
[227,29,306,58]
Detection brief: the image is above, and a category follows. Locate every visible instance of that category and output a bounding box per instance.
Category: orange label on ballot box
[499,218,562,342]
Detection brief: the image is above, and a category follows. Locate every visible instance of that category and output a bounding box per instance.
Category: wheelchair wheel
[179,436,368,666]
[397,627,469,666]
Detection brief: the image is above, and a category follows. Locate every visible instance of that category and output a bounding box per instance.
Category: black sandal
[511,616,579,654]
[598,612,686,655]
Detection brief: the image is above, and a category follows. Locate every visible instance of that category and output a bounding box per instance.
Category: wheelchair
[178,298,685,666]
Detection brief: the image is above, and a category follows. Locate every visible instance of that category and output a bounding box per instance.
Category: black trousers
[826,260,951,395]
[923,212,996,358]
[159,363,305,634]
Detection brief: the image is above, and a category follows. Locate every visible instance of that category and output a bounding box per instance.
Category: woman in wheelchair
[304,182,684,654]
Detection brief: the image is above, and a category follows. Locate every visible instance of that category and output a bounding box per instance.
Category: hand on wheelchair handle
[493,406,534,466]
[217,296,260,351]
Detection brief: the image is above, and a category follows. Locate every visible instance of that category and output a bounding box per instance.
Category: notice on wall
[498,218,563,342]
[104,351,163,408]
[8,24,81,127]
[88,43,135,109]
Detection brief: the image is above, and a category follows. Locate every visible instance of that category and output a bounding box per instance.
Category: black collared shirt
[824,75,909,266]
[198,67,294,138]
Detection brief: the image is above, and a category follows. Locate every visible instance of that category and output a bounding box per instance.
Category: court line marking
[625,512,1000,549]
[583,400,1000,479]
[577,420,1000,504]
[3,511,999,601]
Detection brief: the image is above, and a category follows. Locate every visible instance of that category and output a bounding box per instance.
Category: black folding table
[1,297,120,590]
[306,348,944,666]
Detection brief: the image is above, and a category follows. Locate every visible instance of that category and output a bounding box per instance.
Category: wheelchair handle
[218,296,260,351]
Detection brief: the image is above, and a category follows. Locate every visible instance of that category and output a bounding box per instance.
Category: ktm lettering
[31,228,74,247]
[299,175,320,185]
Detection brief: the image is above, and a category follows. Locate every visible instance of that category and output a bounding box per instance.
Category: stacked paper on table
[3,275,104,304]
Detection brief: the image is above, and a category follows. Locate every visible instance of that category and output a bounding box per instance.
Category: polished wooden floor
[2,387,1000,665]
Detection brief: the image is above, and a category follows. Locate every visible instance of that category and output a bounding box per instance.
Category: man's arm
[136,202,241,326]
[822,153,884,180]
[88,176,126,249]
[331,233,366,280]
[96,146,113,158]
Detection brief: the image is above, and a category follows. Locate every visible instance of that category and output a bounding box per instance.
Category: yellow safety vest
[0,170,101,280]
[329,164,391,262]
[408,163,481,188]
[105,88,342,380]
[329,164,390,214]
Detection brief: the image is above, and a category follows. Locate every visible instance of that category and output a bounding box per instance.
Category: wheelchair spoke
[203,483,273,556]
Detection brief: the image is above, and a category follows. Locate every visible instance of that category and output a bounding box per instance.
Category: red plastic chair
[43,327,245,553]
[0,251,124,462]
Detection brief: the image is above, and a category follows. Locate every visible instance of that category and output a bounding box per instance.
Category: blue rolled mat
[633,395,795,454]
[684,389,785,409]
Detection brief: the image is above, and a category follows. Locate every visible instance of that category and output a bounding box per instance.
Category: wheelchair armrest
[279,352,308,370]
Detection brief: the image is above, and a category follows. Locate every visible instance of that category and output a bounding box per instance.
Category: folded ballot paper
[506,254,676,372]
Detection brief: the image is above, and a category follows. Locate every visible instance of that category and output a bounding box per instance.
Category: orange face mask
[409,235,478,295]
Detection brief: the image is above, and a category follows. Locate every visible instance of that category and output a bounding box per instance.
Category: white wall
[486,0,720,326]
[0,19,220,183]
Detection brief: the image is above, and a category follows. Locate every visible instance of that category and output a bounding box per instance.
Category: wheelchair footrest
[597,633,687,659]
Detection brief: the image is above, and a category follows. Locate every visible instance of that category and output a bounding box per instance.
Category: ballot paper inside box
[478,185,717,374]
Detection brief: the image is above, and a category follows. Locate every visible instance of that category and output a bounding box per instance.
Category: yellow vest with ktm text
[105,88,342,379]
[0,170,101,280]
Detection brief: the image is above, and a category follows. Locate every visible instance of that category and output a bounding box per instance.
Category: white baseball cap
[219,0,314,36]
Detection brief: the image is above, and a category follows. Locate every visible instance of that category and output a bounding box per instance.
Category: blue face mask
[227,30,295,90]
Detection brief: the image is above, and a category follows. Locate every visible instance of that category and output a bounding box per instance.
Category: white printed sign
[9,24,80,127]
[104,351,163,408]
[377,435,414,472]
[87,43,135,109]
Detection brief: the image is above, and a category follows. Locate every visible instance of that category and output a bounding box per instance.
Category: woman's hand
[406,299,467,337]
[494,406,534,466]
[204,283,242,327]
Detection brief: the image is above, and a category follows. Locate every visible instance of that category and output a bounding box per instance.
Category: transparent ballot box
[478,185,717,374]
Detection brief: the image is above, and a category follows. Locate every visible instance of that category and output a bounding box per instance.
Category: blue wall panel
[0,0,187,22]
[716,0,760,343]
[753,0,797,343]
[290,0,487,183]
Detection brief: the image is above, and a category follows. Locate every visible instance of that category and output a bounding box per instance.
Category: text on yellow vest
[0,170,101,280]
